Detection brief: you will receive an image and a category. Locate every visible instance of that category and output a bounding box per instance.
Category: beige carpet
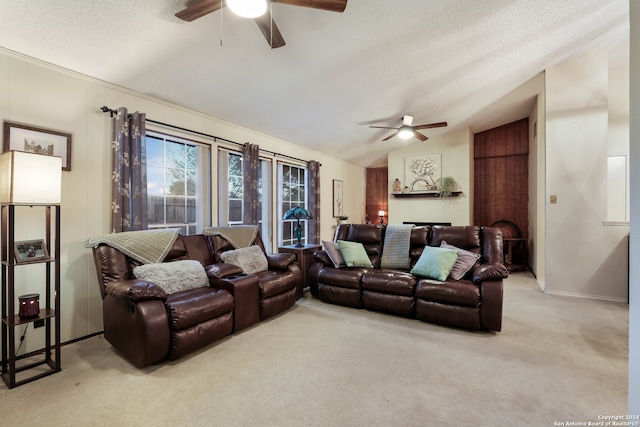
[0,272,628,426]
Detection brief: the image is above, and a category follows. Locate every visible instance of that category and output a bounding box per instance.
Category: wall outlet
[34,319,45,328]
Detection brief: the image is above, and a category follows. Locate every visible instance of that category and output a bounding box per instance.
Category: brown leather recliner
[92,231,302,368]
[92,234,234,368]
[207,231,303,320]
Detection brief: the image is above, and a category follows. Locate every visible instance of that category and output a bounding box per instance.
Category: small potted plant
[438,176,456,197]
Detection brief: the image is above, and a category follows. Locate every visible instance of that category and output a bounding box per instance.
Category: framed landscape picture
[3,121,72,171]
[333,179,343,217]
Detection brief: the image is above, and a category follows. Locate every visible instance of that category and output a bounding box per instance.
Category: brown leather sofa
[92,232,301,368]
[308,224,508,332]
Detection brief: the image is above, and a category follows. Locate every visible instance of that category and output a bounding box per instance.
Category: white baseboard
[544,289,628,303]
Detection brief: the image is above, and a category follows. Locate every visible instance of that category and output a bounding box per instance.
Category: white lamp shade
[227,0,268,18]
[0,151,62,204]
[378,210,385,216]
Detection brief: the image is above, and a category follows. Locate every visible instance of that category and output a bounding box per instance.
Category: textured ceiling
[0,0,630,167]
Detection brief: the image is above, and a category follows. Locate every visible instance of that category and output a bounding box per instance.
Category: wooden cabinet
[278,244,322,298]
[1,204,61,388]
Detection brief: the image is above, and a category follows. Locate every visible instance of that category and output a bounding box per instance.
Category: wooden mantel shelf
[391,191,462,198]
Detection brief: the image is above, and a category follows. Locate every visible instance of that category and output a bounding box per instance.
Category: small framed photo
[14,239,49,263]
[3,121,72,171]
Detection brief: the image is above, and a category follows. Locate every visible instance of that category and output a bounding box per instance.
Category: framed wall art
[14,239,49,263]
[3,121,72,171]
[404,154,442,193]
[333,179,343,218]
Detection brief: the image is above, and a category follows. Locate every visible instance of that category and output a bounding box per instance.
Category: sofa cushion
[323,240,346,268]
[133,260,209,294]
[318,267,365,290]
[410,246,459,281]
[255,270,297,298]
[220,245,268,274]
[337,240,374,268]
[440,240,481,280]
[415,279,480,307]
[165,287,234,331]
[431,225,480,250]
[361,270,415,297]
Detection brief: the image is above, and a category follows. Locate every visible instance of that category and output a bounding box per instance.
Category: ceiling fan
[175,0,348,49]
[369,115,448,142]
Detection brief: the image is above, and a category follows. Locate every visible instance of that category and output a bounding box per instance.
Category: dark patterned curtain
[242,142,260,225]
[111,107,147,232]
[307,160,321,243]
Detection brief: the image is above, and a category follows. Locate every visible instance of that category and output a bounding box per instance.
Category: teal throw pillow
[337,240,374,268]
[410,246,459,281]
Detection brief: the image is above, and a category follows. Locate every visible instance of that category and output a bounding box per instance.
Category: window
[218,151,244,225]
[278,163,308,247]
[218,149,273,251]
[146,133,211,234]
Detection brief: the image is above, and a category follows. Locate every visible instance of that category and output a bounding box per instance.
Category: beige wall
[545,50,629,302]
[387,127,472,226]
[0,48,364,353]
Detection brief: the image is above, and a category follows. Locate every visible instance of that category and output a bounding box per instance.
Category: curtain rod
[100,106,317,166]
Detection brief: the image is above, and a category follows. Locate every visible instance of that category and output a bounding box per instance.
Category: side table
[502,237,528,272]
[278,244,322,298]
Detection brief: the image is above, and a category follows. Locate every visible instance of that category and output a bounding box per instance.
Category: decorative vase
[393,178,402,193]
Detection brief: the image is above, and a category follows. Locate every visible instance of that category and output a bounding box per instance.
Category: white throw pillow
[133,260,209,294]
[220,245,268,274]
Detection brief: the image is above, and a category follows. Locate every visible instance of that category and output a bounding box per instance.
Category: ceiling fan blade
[176,0,222,22]
[273,0,347,13]
[382,132,397,141]
[414,131,428,142]
[369,126,399,130]
[413,121,448,130]
[255,11,286,48]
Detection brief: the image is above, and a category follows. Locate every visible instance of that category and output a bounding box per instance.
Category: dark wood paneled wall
[474,118,529,238]
[366,167,388,223]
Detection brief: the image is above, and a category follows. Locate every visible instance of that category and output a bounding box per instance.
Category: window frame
[145,131,211,235]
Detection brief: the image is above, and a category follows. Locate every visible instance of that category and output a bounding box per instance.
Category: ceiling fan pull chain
[270,2,273,48]
[220,3,224,46]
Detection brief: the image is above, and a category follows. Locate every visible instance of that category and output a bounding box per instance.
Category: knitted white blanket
[85,228,180,264]
[204,225,259,249]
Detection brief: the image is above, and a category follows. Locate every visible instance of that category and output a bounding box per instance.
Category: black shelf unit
[1,203,61,388]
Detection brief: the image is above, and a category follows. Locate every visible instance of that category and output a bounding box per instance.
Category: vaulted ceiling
[0,0,630,167]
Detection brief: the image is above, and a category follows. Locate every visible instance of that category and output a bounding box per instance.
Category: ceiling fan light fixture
[227,0,268,18]
[397,126,414,140]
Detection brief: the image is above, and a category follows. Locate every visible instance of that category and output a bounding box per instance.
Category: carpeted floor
[0,271,629,426]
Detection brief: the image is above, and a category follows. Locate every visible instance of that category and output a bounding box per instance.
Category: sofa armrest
[480,279,503,332]
[105,279,167,302]
[266,252,296,271]
[205,262,243,280]
[312,250,332,266]
[472,262,509,284]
